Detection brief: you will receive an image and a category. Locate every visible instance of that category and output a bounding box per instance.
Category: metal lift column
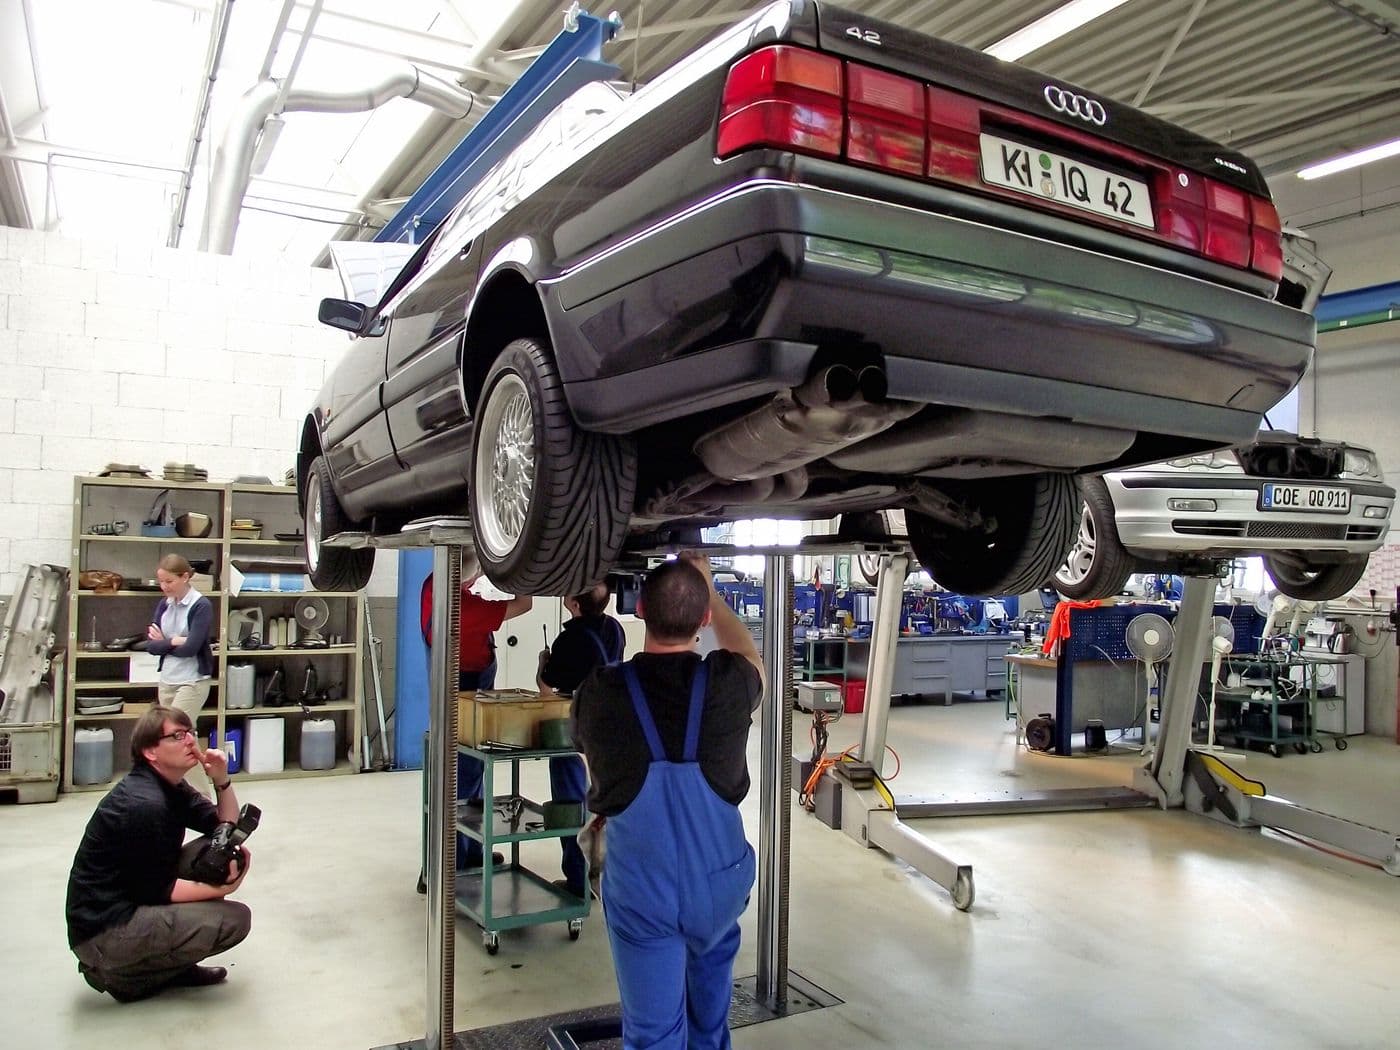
[755,555,792,1007]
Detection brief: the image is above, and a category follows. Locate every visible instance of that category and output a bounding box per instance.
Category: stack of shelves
[64,475,363,792]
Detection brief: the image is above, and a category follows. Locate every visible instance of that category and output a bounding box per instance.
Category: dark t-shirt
[65,763,221,947]
[541,615,626,695]
[572,649,763,816]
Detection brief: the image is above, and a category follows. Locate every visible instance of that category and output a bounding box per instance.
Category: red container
[843,679,867,714]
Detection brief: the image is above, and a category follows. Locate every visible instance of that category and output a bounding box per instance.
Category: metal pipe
[755,554,792,1008]
[200,68,475,253]
[168,0,238,248]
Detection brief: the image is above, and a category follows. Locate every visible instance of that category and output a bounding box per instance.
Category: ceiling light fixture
[985,0,1134,62]
[1296,136,1400,180]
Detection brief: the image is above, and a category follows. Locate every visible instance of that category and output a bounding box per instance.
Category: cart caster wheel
[1310,741,1323,754]
[483,932,499,955]
[951,869,975,912]
[1268,744,1282,758]
[568,919,582,941]
[1294,742,1308,754]
[1336,738,1349,751]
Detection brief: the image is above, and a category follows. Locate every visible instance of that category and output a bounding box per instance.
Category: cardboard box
[457,690,571,748]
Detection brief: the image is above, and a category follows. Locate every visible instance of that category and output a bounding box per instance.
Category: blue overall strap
[583,622,625,666]
[681,659,709,763]
[620,662,667,762]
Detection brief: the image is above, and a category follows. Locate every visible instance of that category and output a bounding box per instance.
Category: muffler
[695,365,918,482]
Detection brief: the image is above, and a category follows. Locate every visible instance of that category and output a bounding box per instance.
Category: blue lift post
[1316,281,1400,332]
[389,10,622,772]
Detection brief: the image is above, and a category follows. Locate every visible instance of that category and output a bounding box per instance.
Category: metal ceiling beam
[1147,79,1400,116]
[1333,0,1400,30]
[1132,0,1207,106]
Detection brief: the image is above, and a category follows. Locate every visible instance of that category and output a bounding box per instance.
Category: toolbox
[456,690,571,748]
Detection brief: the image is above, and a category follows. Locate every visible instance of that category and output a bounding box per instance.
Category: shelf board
[236,759,356,781]
[77,475,224,492]
[74,680,166,689]
[78,535,222,544]
[223,646,357,656]
[230,538,303,546]
[222,703,355,715]
[229,483,297,495]
[231,590,359,599]
[76,590,225,598]
[75,709,216,722]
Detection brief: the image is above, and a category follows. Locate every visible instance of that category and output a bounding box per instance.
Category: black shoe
[166,965,227,989]
[551,878,589,899]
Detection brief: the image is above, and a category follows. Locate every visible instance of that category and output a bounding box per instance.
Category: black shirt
[572,649,763,816]
[65,762,220,947]
[541,614,626,695]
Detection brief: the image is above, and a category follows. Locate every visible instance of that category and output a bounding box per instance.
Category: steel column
[755,554,792,1008]
[425,545,462,1050]
[1148,574,1215,805]
[860,552,910,776]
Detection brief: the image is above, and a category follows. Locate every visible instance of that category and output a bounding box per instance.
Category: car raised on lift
[1052,432,1394,601]
[298,0,1316,598]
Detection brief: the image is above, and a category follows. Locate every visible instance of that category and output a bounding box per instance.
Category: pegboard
[1064,603,1261,662]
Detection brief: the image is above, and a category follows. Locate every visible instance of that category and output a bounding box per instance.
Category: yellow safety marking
[1199,752,1265,796]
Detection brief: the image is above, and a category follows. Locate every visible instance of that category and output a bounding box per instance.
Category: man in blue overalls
[573,554,764,1049]
[537,581,628,897]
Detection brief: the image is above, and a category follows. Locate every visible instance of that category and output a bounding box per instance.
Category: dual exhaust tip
[808,364,887,406]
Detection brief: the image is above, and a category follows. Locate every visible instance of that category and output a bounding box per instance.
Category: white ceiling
[2,0,1398,265]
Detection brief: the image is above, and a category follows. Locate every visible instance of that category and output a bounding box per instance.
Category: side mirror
[318,297,370,334]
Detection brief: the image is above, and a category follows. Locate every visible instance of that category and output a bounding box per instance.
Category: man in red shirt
[420,572,532,869]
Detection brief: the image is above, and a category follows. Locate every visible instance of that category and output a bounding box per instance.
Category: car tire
[469,337,637,596]
[1051,477,1137,600]
[838,511,899,585]
[906,473,1077,596]
[1263,554,1369,601]
[303,456,375,591]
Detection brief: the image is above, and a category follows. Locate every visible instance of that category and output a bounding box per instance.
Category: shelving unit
[62,475,363,792]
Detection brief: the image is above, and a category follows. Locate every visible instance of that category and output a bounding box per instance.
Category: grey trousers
[72,899,251,1001]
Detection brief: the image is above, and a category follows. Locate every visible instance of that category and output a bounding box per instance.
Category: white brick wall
[0,227,352,596]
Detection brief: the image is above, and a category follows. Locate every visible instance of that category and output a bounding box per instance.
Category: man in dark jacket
[66,706,252,1002]
[537,581,627,896]
[573,554,764,1049]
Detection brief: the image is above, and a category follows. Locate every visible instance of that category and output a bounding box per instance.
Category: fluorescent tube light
[985,0,1133,62]
[1297,137,1400,180]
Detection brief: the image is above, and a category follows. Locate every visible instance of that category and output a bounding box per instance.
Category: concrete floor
[5,700,1399,1050]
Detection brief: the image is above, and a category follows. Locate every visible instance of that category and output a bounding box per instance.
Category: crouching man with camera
[66,706,254,1002]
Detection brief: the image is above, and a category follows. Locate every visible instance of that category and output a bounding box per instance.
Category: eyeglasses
[159,728,194,743]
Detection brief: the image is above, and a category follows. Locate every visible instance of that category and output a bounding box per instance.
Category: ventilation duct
[200,67,475,254]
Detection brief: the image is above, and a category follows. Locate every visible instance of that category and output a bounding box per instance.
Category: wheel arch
[296,415,323,516]
[460,267,551,414]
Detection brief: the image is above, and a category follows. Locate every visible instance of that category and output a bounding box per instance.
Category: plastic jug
[300,718,336,771]
[74,727,115,785]
[226,663,256,709]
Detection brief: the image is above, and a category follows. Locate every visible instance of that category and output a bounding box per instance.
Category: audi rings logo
[1043,85,1107,126]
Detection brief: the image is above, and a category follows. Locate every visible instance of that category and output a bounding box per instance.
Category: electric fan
[293,596,331,647]
[1200,616,1236,753]
[1254,591,1291,652]
[1125,613,1174,753]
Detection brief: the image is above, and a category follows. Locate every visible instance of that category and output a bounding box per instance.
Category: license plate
[1260,484,1351,513]
[979,133,1155,230]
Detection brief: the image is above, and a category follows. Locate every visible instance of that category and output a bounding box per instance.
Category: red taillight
[926,86,981,184]
[717,46,843,159]
[1249,196,1284,281]
[846,66,925,175]
[1160,171,1280,279]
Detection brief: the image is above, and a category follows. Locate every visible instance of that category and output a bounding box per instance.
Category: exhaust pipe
[695,365,917,482]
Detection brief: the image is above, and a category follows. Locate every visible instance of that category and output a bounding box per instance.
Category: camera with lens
[179,804,261,885]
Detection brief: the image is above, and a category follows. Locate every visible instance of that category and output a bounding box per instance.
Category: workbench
[846,634,1012,704]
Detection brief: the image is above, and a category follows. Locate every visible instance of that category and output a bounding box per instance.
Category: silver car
[1054,432,1394,601]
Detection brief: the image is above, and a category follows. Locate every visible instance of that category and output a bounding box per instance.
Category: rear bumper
[1108,473,1395,558]
[547,179,1314,458]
